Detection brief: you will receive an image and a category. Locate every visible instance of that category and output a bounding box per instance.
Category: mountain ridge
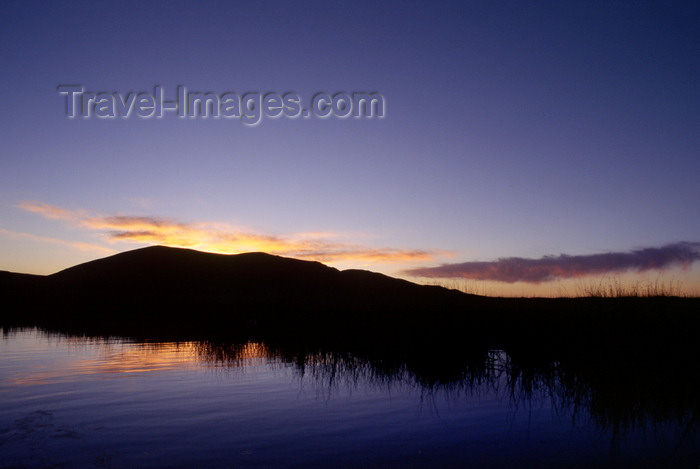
[2,246,477,338]
[3,246,698,355]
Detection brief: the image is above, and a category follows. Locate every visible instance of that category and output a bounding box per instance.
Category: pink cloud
[403,242,700,283]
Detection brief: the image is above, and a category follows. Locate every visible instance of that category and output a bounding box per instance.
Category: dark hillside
[2,246,697,359]
[5,246,475,339]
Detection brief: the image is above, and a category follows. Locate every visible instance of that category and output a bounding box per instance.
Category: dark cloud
[403,242,700,283]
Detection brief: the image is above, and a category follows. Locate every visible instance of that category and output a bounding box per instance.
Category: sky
[1,0,699,296]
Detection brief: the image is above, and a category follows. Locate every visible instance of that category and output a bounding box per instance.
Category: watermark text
[57,85,385,125]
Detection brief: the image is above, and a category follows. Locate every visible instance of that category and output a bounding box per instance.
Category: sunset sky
[2,0,698,296]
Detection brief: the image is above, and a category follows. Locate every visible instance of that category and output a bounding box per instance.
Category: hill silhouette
[2,246,475,339]
[2,246,698,357]
[3,247,698,444]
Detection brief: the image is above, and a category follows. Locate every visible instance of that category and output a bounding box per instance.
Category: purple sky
[1,0,698,296]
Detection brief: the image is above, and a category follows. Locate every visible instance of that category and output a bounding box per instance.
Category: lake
[1,327,697,468]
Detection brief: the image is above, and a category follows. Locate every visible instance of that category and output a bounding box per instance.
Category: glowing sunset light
[15,201,441,268]
[0,333,277,388]
[3,3,700,467]
[0,1,698,296]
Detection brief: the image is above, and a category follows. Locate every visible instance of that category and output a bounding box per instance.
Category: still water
[1,328,697,468]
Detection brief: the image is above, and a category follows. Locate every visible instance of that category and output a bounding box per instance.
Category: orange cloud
[17,201,440,265]
[18,201,84,221]
[0,227,115,254]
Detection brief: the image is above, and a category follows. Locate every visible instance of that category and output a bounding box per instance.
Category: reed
[575,276,687,298]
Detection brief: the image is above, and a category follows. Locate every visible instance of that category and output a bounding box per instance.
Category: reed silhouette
[2,246,698,354]
[5,325,696,440]
[2,243,698,464]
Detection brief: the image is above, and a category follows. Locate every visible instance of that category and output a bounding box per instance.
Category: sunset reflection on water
[0,328,272,388]
[1,327,698,468]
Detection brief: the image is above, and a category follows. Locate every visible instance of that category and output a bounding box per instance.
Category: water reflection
[2,326,698,468]
[3,324,700,433]
[6,326,695,438]
[193,338,699,433]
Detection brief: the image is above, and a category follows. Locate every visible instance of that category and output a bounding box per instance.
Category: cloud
[0,227,115,254]
[18,201,85,221]
[18,201,438,265]
[403,242,700,283]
